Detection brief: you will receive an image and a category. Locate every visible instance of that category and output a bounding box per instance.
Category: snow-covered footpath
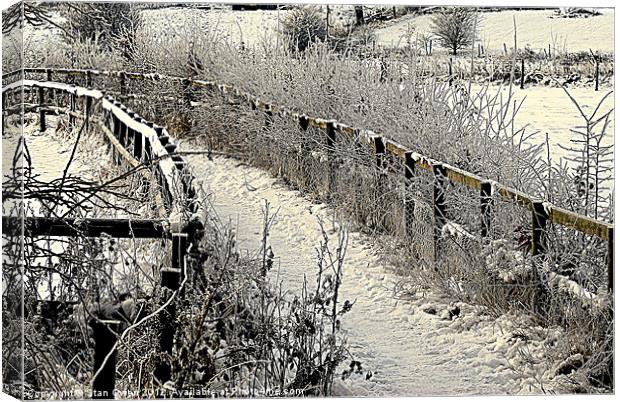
[185,154,561,396]
[1,118,571,396]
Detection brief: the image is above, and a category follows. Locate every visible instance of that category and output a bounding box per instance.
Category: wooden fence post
[155,233,188,384]
[530,201,549,311]
[372,136,385,170]
[120,111,131,148]
[113,119,124,166]
[325,120,336,194]
[85,96,92,131]
[480,181,493,238]
[69,93,76,126]
[160,232,187,290]
[403,151,416,238]
[134,128,144,160]
[38,87,46,132]
[264,108,273,128]
[607,227,613,293]
[182,78,192,107]
[120,72,127,97]
[531,201,549,257]
[520,59,525,89]
[2,91,6,132]
[372,136,387,230]
[90,319,120,399]
[299,115,309,131]
[432,163,447,265]
[448,58,453,86]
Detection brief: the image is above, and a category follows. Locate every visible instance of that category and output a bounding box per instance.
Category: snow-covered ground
[144,6,614,55]
[183,153,569,396]
[375,8,614,53]
[470,84,615,163]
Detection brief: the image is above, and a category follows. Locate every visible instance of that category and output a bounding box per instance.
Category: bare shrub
[281,6,327,53]
[431,7,478,56]
[63,2,142,62]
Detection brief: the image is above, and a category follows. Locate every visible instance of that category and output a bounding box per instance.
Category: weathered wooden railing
[5,67,610,293]
[2,77,209,398]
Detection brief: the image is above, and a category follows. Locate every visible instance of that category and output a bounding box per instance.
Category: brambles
[431,7,478,56]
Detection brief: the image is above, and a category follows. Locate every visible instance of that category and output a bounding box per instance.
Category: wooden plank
[3,216,168,238]
[383,139,408,160]
[548,206,612,240]
[444,166,483,190]
[496,185,534,210]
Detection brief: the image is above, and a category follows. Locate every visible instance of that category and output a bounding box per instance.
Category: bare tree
[2,1,67,35]
[431,7,478,56]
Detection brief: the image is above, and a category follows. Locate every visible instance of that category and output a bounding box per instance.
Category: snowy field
[143,7,615,54]
[470,84,615,163]
[375,8,614,53]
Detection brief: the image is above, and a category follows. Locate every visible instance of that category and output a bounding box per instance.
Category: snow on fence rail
[2,77,210,398]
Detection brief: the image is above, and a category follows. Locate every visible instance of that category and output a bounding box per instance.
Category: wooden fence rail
[3,68,614,292]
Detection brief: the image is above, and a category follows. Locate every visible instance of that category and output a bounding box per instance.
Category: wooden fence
[1,67,615,394]
[5,67,611,291]
[2,76,209,398]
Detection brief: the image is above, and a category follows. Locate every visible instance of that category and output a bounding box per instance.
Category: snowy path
[185,155,536,397]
